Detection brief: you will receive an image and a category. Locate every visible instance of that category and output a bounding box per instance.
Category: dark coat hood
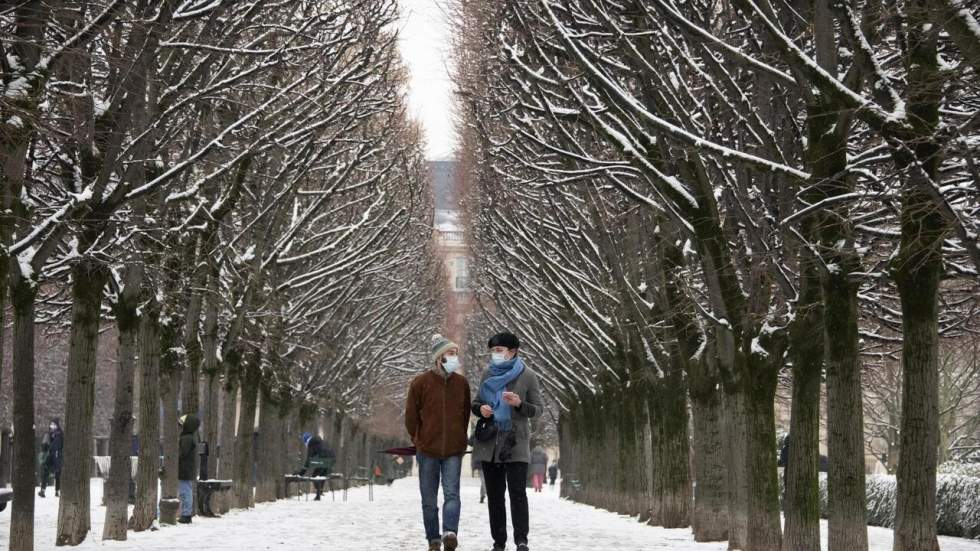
[180,414,200,435]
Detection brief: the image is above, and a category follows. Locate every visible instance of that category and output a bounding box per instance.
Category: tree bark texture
[233,355,261,509]
[56,264,108,546]
[102,291,140,541]
[9,277,38,551]
[130,304,161,532]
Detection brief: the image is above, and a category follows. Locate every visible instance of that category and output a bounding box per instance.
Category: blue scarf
[479,357,526,432]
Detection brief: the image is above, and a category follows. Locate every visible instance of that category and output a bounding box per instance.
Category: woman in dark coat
[39,419,64,498]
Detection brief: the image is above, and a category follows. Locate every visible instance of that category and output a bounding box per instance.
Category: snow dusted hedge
[782,471,980,538]
[936,475,980,539]
[939,461,980,478]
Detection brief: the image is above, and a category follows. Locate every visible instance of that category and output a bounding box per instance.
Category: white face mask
[490,352,509,365]
[443,356,460,374]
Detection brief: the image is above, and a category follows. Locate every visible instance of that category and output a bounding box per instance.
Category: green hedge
[781,471,980,539]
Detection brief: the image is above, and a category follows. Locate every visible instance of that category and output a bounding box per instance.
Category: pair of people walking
[405,331,542,551]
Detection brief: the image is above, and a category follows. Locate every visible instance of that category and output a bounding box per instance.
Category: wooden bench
[197,480,233,516]
[284,474,344,501]
[0,488,12,512]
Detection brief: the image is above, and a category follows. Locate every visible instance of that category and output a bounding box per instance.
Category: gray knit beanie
[431,334,458,364]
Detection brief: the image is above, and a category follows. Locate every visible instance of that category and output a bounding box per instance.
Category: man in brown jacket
[405,334,472,551]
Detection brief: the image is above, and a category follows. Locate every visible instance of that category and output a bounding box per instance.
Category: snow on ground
[2,477,980,550]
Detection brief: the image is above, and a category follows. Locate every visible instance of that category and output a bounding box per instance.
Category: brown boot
[443,533,458,551]
[428,540,441,551]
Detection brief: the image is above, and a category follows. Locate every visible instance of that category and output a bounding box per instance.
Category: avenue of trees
[1,1,441,549]
[453,1,980,551]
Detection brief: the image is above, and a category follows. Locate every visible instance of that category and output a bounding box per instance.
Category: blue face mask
[443,356,460,374]
[490,352,508,365]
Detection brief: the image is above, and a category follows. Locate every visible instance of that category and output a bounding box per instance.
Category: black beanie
[488,332,520,349]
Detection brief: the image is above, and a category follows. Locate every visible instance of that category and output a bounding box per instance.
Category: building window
[454,257,469,290]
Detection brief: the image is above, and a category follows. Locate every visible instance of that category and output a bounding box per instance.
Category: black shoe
[314,494,321,501]
[479,496,485,504]
[490,546,505,551]
[38,490,45,498]
[55,491,59,497]
[517,544,529,551]
[178,516,192,524]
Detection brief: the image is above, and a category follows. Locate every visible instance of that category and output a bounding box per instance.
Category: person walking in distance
[472,332,543,551]
[548,462,559,487]
[405,334,472,551]
[530,446,549,493]
[177,414,200,524]
[38,418,64,498]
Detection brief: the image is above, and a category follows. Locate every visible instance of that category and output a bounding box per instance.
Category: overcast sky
[398,0,456,160]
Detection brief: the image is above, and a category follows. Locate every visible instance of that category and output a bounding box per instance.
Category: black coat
[178,415,200,481]
[305,436,336,472]
[42,428,64,471]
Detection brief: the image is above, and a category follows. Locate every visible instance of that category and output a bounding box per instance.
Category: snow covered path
[2,477,980,550]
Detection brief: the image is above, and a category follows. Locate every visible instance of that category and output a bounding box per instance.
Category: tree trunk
[201,374,219,478]
[724,389,749,550]
[158,318,182,525]
[9,276,38,551]
[0,278,7,491]
[640,401,655,523]
[892,2,944,549]
[690,376,728,541]
[254,395,278,503]
[182,323,201,422]
[0,265,6,447]
[804,0,868,546]
[102,291,140,541]
[824,268,868,551]
[276,405,293,499]
[652,381,691,528]
[744,357,783,551]
[200,281,220,470]
[199,375,221,478]
[783,256,824,551]
[234,354,261,509]
[893,252,941,551]
[217,367,239,480]
[56,263,108,546]
[130,303,161,532]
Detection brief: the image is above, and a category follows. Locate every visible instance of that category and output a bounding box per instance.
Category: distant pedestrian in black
[548,463,558,487]
[39,419,64,498]
[778,434,790,468]
[178,414,201,524]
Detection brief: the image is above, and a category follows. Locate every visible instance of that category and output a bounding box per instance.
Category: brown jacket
[405,368,472,459]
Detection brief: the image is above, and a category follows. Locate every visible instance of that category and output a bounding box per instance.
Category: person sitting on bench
[299,432,335,500]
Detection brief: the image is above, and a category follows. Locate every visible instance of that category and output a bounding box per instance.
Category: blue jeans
[417,453,462,543]
[178,480,194,518]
